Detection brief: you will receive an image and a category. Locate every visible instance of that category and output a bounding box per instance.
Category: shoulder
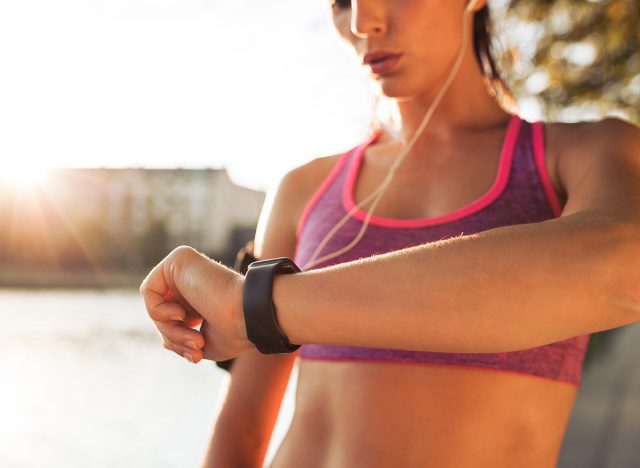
[547,117,640,215]
[549,117,640,153]
[279,153,345,202]
[253,153,345,258]
[550,117,640,177]
[278,152,347,227]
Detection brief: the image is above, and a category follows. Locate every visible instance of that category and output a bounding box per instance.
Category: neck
[388,48,513,146]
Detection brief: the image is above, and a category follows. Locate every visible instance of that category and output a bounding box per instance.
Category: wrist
[228,274,250,345]
[243,258,301,354]
[272,272,306,346]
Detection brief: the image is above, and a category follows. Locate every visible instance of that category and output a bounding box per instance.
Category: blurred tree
[491,0,640,123]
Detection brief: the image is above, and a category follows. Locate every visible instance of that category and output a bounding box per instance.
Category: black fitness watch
[243,257,301,354]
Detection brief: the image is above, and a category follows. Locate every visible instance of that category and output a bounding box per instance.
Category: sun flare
[0,164,51,191]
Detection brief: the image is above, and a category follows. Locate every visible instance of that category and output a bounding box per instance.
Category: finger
[141,262,202,327]
[155,320,205,350]
[163,277,199,317]
[157,289,203,327]
[140,260,174,321]
[184,315,204,328]
[147,301,188,322]
[170,291,205,328]
[163,340,204,364]
[142,261,204,323]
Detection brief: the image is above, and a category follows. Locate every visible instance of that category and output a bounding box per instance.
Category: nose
[350,1,387,38]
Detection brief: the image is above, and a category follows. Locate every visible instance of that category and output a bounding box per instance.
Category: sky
[0,0,377,191]
[0,0,546,192]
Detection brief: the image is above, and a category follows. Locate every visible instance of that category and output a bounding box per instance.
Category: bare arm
[142,119,640,361]
[201,159,331,467]
[277,210,639,353]
[203,351,295,467]
[274,119,640,353]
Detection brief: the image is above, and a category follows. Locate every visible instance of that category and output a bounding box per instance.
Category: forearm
[202,352,295,468]
[275,211,640,353]
[205,411,275,468]
[203,411,264,468]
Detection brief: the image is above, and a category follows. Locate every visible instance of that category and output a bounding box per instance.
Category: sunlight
[0,164,51,191]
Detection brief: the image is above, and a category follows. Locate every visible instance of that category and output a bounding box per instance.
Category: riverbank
[0,267,144,289]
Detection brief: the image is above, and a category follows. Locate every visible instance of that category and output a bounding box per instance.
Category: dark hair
[473,6,517,111]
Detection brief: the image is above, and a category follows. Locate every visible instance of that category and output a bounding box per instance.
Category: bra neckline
[341,114,523,228]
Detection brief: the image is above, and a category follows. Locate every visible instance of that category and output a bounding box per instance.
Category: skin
[140,0,640,466]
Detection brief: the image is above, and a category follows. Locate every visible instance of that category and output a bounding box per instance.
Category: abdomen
[270,359,578,468]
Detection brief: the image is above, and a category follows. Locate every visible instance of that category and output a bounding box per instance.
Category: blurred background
[0,0,638,466]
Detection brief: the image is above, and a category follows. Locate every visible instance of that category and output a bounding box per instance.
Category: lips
[362,51,403,75]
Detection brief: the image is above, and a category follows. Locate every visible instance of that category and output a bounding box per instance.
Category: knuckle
[139,280,149,298]
[169,246,199,274]
[172,245,196,259]
[139,279,148,295]
[148,309,162,321]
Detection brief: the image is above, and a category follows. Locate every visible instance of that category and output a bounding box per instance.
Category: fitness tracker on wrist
[243,257,301,354]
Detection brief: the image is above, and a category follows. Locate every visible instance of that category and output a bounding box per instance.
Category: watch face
[251,258,288,267]
[249,257,300,273]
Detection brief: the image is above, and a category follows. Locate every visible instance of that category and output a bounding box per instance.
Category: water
[0,289,295,468]
[2,289,639,467]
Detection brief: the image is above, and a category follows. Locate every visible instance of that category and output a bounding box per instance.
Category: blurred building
[94,168,264,253]
[0,168,265,270]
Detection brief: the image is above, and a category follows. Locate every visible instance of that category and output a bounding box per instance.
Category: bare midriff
[269,359,578,468]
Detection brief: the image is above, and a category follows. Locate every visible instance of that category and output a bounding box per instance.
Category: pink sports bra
[293,115,590,386]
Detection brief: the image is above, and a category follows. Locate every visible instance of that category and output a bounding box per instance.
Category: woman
[140,1,640,467]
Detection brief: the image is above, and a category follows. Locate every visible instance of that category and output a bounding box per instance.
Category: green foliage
[491,0,640,123]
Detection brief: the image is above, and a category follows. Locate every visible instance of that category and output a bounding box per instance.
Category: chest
[353,136,507,220]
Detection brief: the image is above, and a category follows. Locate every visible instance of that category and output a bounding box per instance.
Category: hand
[140,246,255,363]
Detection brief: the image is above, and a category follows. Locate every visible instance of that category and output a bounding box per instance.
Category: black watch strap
[243,257,301,354]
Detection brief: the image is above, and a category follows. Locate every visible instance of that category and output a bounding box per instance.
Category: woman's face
[330,0,481,100]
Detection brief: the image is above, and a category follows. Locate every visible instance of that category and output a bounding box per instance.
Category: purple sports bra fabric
[293,115,590,385]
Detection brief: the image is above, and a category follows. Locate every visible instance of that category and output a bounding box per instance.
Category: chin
[375,77,425,101]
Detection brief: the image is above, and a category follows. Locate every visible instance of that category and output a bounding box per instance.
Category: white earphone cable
[302,1,480,271]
